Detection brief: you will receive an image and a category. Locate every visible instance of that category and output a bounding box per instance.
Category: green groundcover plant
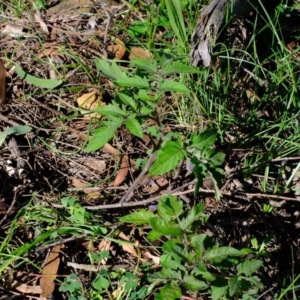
[121,196,265,300]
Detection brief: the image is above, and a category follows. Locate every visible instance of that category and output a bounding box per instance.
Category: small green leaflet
[125,116,143,138]
[205,247,242,264]
[86,118,122,152]
[120,209,155,225]
[0,125,31,147]
[95,104,126,117]
[162,62,200,75]
[237,259,263,276]
[149,218,183,236]
[115,75,149,89]
[130,58,158,74]
[95,58,125,81]
[159,79,190,93]
[157,195,183,220]
[149,140,186,176]
[15,65,62,89]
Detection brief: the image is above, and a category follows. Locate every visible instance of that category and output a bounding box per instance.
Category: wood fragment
[0,59,6,110]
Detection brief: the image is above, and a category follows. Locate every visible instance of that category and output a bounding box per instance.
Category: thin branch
[119,151,157,204]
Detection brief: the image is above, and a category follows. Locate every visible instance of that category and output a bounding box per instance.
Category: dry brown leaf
[143,251,160,266]
[107,38,126,60]
[12,282,42,294]
[40,245,61,297]
[83,158,106,173]
[98,239,112,264]
[77,90,103,119]
[2,24,24,37]
[34,12,49,34]
[71,178,101,199]
[118,232,138,258]
[129,47,153,60]
[113,155,129,186]
[48,0,93,15]
[0,60,6,110]
[38,48,65,59]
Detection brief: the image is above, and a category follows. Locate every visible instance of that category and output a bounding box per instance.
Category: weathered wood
[190,0,273,67]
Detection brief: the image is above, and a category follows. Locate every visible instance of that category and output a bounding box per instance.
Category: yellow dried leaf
[40,245,61,297]
[76,90,103,119]
[107,38,126,60]
[118,232,138,257]
[71,177,101,199]
[129,47,153,60]
[98,239,112,264]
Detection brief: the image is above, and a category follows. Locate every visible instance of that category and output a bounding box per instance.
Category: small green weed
[121,196,265,300]
[86,56,224,196]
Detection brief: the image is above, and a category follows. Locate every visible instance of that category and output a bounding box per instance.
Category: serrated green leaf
[147,229,162,241]
[190,129,218,150]
[237,259,263,276]
[95,104,126,117]
[210,151,226,166]
[95,58,125,80]
[180,202,206,230]
[0,125,32,147]
[117,91,137,110]
[157,195,183,220]
[211,277,228,300]
[161,259,186,271]
[125,116,143,138]
[86,118,122,152]
[120,209,155,225]
[149,218,183,236]
[16,65,62,88]
[149,268,182,281]
[246,275,264,290]
[206,247,242,264]
[228,276,240,297]
[182,274,208,291]
[162,62,200,75]
[137,89,156,101]
[115,76,149,88]
[194,270,216,282]
[159,79,190,93]
[130,58,158,74]
[155,283,182,300]
[162,240,188,261]
[149,140,186,176]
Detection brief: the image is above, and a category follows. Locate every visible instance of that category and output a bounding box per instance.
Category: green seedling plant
[121,196,265,300]
[86,55,225,196]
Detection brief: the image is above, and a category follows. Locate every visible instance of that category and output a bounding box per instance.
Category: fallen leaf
[0,60,6,110]
[83,158,106,173]
[71,177,101,199]
[118,232,138,258]
[113,155,129,186]
[40,245,61,297]
[34,12,49,34]
[76,90,103,119]
[107,38,126,60]
[38,48,65,59]
[12,282,42,294]
[129,47,153,60]
[98,239,112,264]
[2,24,24,37]
[48,0,93,15]
[143,251,160,266]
